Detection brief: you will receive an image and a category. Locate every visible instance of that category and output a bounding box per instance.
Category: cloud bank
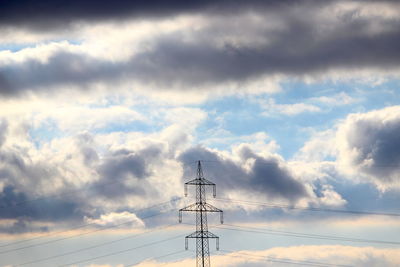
[1,0,400,98]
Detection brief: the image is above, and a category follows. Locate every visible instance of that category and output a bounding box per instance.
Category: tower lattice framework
[179,161,223,267]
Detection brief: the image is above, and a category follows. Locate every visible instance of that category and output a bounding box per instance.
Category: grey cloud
[250,158,307,200]
[339,109,400,185]
[0,119,8,147]
[98,152,147,180]
[0,218,36,234]
[129,13,400,81]
[93,145,163,200]
[0,185,81,223]
[0,134,94,224]
[0,147,85,225]
[2,9,400,97]
[0,148,58,193]
[0,52,120,96]
[179,146,308,202]
[75,133,99,166]
[0,0,316,30]
[0,217,49,234]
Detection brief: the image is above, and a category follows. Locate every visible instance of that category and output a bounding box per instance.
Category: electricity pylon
[179,161,223,267]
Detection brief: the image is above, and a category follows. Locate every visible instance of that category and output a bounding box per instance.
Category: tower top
[197,160,204,179]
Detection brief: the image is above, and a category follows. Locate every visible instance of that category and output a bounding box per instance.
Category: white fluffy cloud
[85,211,145,228]
[294,106,400,191]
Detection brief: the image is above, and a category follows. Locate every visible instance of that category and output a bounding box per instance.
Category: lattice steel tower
[179,161,223,267]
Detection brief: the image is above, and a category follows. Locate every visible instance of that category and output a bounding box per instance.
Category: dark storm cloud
[130,21,400,83]
[98,151,147,180]
[93,145,163,199]
[0,185,81,224]
[0,150,85,226]
[340,109,400,185]
[2,16,400,97]
[0,0,308,29]
[0,51,120,96]
[179,146,308,202]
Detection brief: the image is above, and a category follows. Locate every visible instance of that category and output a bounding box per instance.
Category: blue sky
[1,1,400,266]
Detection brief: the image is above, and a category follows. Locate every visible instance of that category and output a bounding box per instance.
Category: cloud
[0,127,180,231]
[0,1,398,243]
[0,124,100,227]
[1,1,400,98]
[0,118,8,147]
[256,91,360,117]
[0,101,208,230]
[258,98,321,116]
[0,218,48,234]
[0,147,60,196]
[0,185,81,226]
[0,1,317,30]
[94,148,153,199]
[85,211,145,228]
[179,145,308,202]
[294,105,400,190]
[311,92,359,107]
[294,130,337,162]
[0,101,396,234]
[317,184,347,207]
[43,105,144,132]
[336,106,400,189]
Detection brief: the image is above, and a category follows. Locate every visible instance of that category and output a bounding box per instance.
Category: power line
[58,234,184,267]
[213,197,400,217]
[0,197,180,249]
[217,249,353,267]
[216,250,322,266]
[217,250,342,267]
[214,224,400,246]
[126,249,189,266]
[15,223,178,266]
[0,209,174,255]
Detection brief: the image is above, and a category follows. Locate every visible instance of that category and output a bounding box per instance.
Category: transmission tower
[179,160,223,267]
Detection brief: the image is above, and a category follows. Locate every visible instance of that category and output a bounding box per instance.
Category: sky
[0,0,400,266]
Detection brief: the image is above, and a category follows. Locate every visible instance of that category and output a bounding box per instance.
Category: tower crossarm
[180,203,222,212]
[185,231,220,250]
[185,178,215,186]
[179,203,223,223]
[202,203,223,214]
[184,178,217,197]
[186,231,219,239]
